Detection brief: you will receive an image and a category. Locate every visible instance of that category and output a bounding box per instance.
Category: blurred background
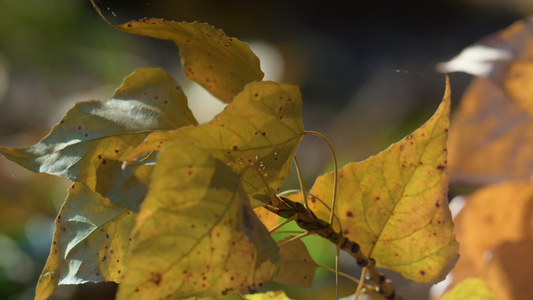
[0,0,532,299]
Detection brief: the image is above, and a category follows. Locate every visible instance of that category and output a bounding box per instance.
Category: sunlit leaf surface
[117,141,279,299]
[0,67,197,211]
[125,81,304,207]
[115,19,264,103]
[273,237,318,288]
[308,78,458,283]
[35,183,136,300]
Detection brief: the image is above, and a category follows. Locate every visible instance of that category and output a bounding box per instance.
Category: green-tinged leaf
[115,19,263,103]
[0,67,197,211]
[116,140,280,299]
[245,290,293,300]
[35,183,136,300]
[308,78,458,283]
[184,291,292,300]
[125,81,304,207]
[273,237,318,288]
[441,278,495,300]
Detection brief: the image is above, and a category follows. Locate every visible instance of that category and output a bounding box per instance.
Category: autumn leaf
[125,81,304,207]
[272,237,318,288]
[438,17,533,185]
[113,18,263,103]
[35,183,136,300]
[116,140,279,299]
[0,67,197,211]
[440,278,495,300]
[308,77,458,283]
[254,207,281,231]
[449,181,533,300]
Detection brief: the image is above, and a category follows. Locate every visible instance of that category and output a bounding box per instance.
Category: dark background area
[0,0,531,299]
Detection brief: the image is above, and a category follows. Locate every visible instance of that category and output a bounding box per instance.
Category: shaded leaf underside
[35,183,136,300]
[0,67,197,211]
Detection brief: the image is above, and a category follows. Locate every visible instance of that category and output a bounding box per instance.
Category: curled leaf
[308,77,458,283]
[0,67,197,211]
[115,19,263,103]
[35,183,136,300]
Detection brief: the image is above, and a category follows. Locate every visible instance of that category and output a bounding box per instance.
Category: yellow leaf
[441,278,495,300]
[116,141,279,299]
[35,183,136,300]
[308,77,458,283]
[125,81,304,207]
[115,19,263,103]
[254,207,280,231]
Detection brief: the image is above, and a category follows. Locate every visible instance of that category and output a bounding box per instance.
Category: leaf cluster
[0,4,461,300]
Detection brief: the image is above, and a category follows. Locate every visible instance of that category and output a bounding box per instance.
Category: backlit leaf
[35,183,136,300]
[116,140,279,299]
[440,17,533,185]
[441,278,495,300]
[115,19,264,103]
[308,78,458,283]
[0,67,197,211]
[273,237,318,288]
[449,181,533,300]
[125,81,304,207]
[245,290,293,300]
[447,77,533,186]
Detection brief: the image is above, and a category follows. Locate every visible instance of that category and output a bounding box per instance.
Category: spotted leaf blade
[125,81,304,207]
[0,67,197,211]
[308,77,458,283]
[116,20,264,103]
[116,141,280,299]
[35,183,136,300]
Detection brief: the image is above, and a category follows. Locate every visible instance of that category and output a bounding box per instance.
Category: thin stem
[271,230,306,235]
[354,267,367,300]
[303,131,338,227]
[277,232,310,247]
[268,215,296,234]
[293,157,310,209]
[317,264,360,285]
[276,189,301,197]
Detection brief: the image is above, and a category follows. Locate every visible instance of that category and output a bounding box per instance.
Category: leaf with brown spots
[0,67,197,211]
[125,81,304,207]
[272,237,318,288]
[115,19,263,103]
[116,141,279,299]
[307,77,458,283]
[35,183,136,300]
